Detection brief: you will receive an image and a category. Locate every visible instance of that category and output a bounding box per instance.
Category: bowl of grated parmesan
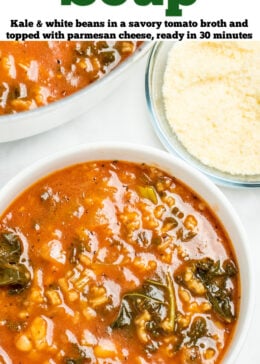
[145,41,260,187]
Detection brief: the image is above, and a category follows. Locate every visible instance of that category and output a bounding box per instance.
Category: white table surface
[0,53,259,363]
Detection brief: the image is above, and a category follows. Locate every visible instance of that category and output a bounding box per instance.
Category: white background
[0,52,259,363]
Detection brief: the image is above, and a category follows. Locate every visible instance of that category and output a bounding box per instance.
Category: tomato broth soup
[0,41,140,115]
[0,161,240,363]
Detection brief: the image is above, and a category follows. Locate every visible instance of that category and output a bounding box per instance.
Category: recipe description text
[5,18,253,41]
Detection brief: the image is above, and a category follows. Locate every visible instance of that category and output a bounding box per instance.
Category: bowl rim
[0,141,255,364]
[145,41,260,188]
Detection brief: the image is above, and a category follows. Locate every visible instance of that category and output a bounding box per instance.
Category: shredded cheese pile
[163,41,260,175]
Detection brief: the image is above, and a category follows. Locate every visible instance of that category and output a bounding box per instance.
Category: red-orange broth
[0,161,240,363]
[0,41,141,115]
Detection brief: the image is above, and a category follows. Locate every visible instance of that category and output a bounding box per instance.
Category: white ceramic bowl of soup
[0,142,254,363]
[0,42,152,143]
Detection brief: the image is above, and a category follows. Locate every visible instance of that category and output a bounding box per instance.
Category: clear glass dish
[145,42,260,188]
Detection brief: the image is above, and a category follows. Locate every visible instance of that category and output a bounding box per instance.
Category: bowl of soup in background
[0,142,254,363]
[0,41,152,143]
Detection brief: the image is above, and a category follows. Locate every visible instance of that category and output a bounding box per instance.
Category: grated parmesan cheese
[163,41,260,175]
